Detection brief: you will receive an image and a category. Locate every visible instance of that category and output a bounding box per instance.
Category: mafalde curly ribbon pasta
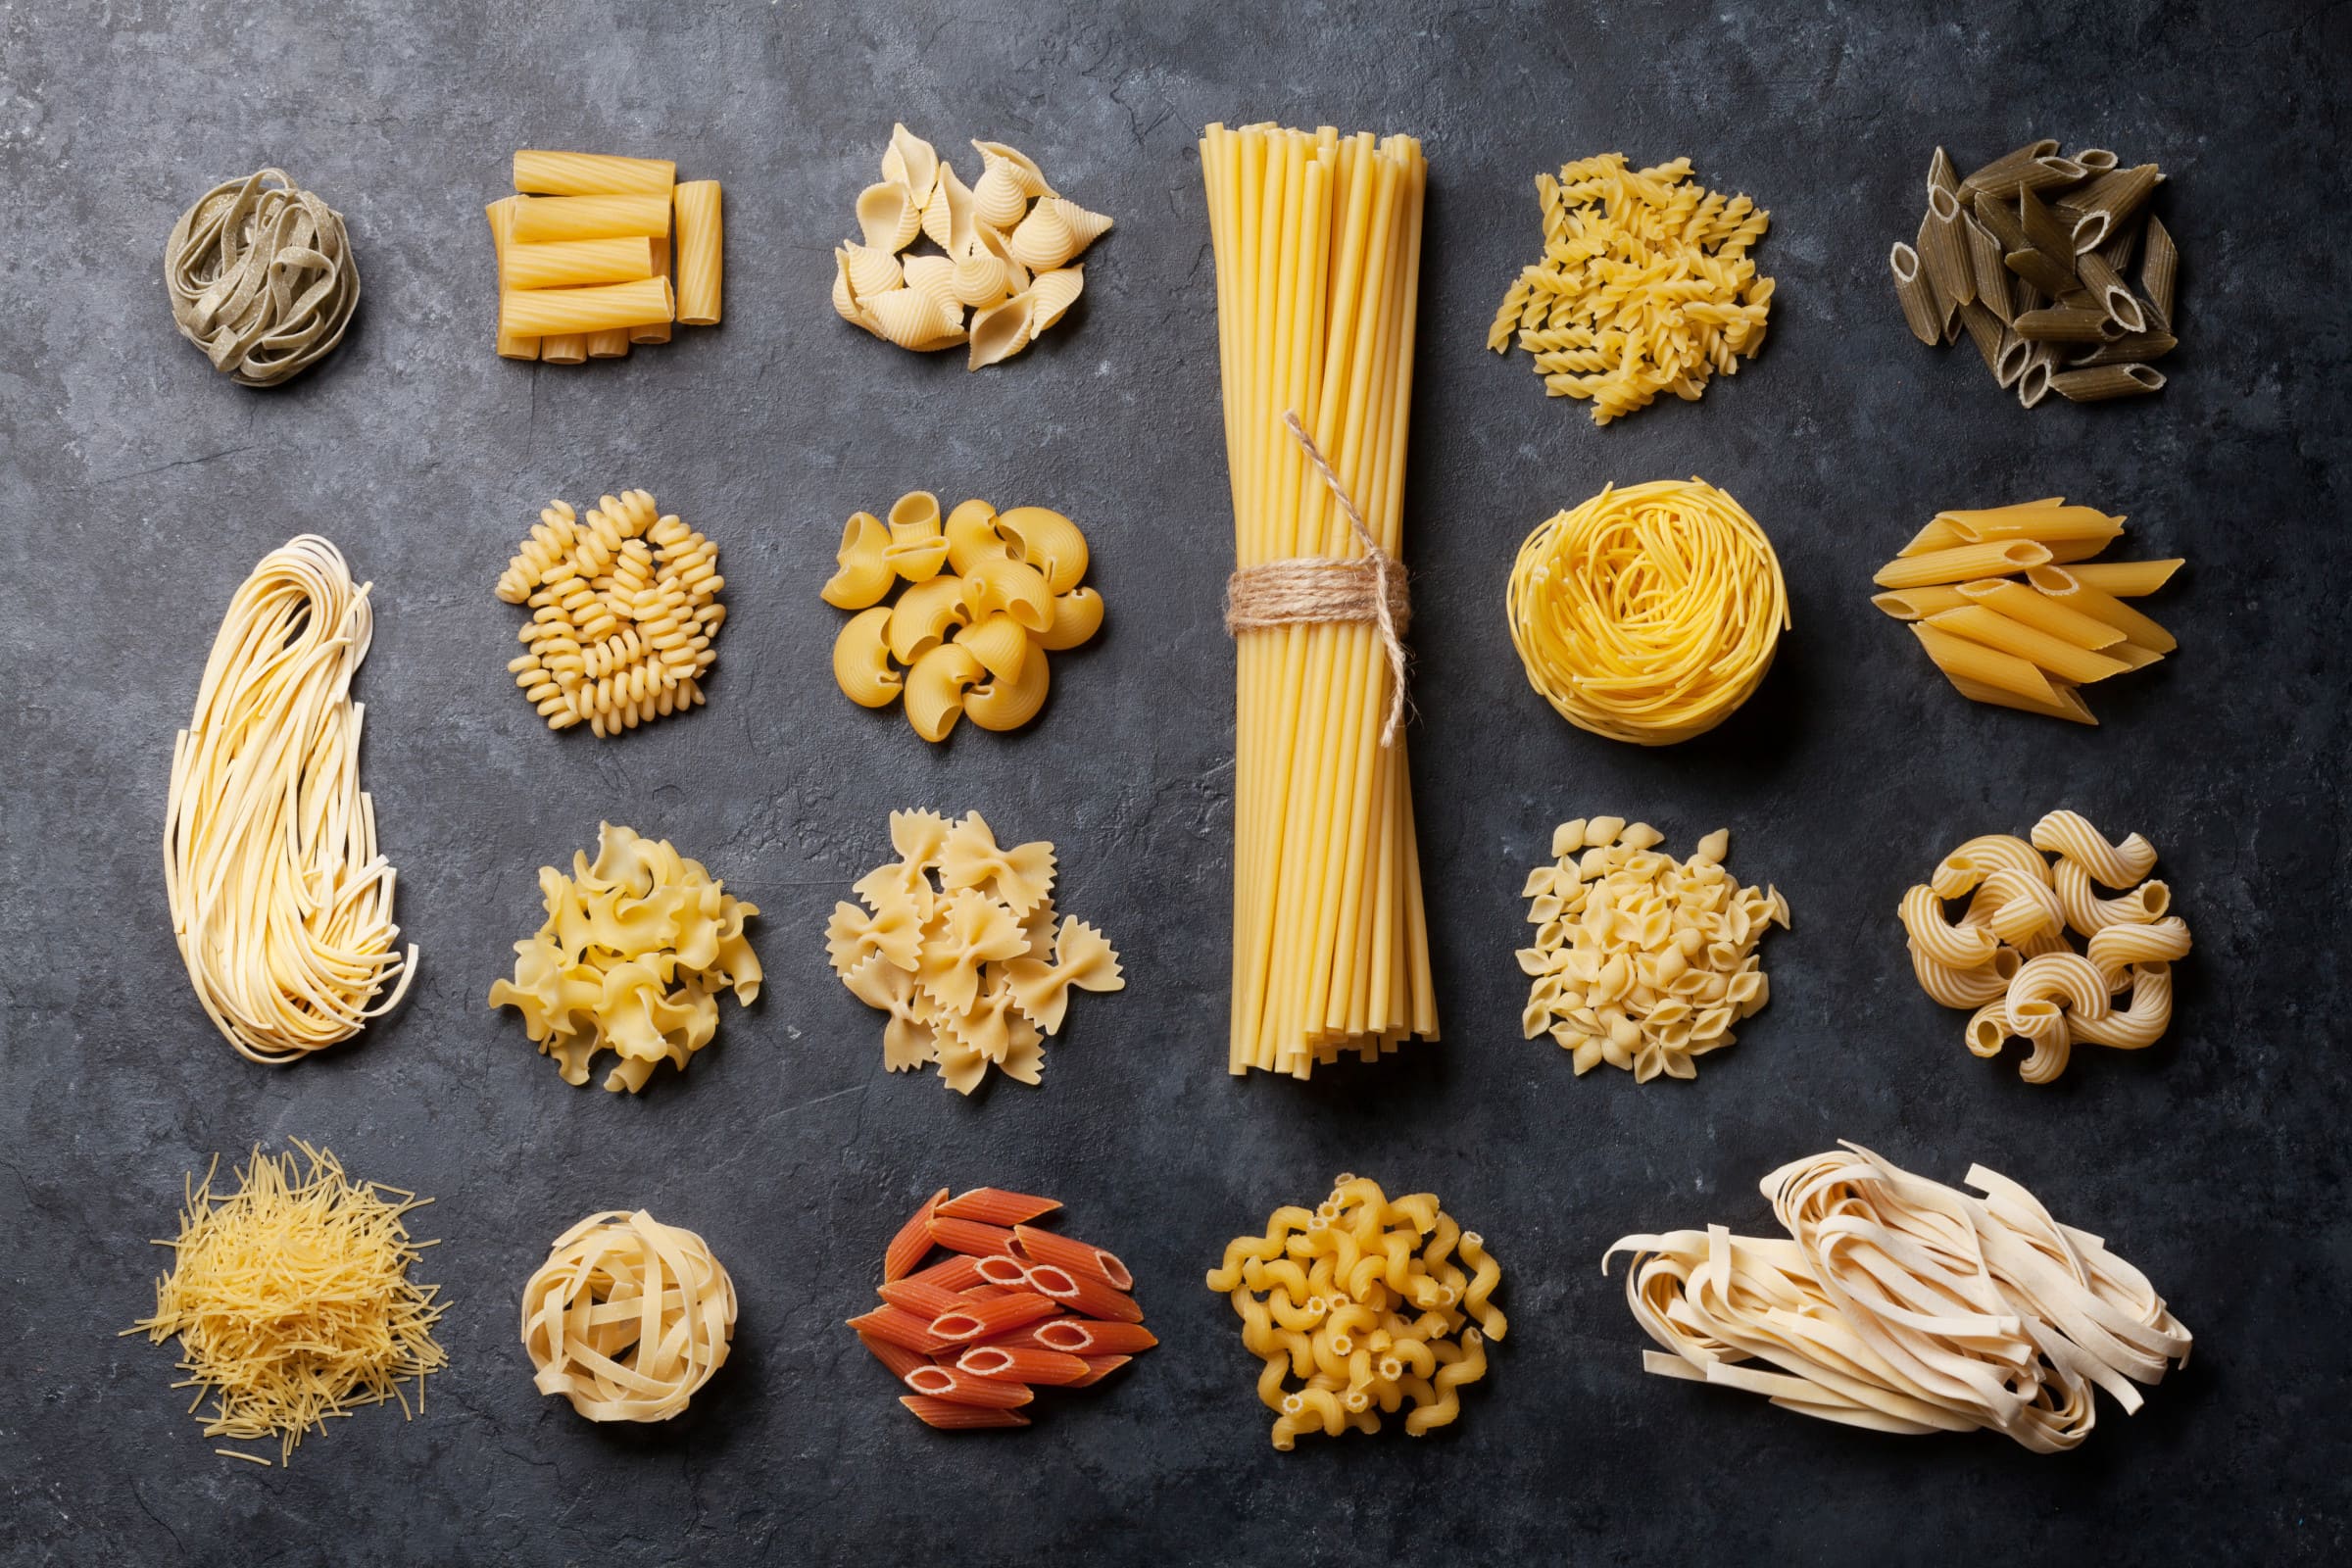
[488,823,761,1093]
[1208,1176,1504,1449]
[521,1210,736,1422]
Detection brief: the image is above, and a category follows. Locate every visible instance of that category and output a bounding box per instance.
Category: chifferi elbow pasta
[1896,809,2188,1083]
[1209,1177,1503,1448]
[1518,818,1788,1081]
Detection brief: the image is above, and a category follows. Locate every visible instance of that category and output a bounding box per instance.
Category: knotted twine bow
[1222,412,1413,747]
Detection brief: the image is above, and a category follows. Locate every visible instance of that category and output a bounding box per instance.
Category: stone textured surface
[3,1,2348,1562]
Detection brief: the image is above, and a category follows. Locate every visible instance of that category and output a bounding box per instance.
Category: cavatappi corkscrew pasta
[829,810,1121,1094]
[1488,153,1772,423]
[499,488,725,737]
[851,1188,1155,1430]
[1208,1176,1503,1449]
[833,125,1108,368]
[1519,818,1787,1080]
[824,494,1101,741]
[1607,1143,2190,1450]
[488,823,761,1093]
[1897,809,2188,1083]
[522,1210,735,1422]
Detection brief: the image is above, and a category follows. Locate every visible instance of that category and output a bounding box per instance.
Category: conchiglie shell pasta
[1007,198,1112,271]
[864,286,965,351]
[1030,266,1084,332]
[946,498,1015,574]
[959,554,1055,634]
[1038,586,1105,651]
[964,637,1052,731]
[967,289,1036,370]
[822,512,897,609]
[856,181,924,253]
[970,163,1032,231]
[832,606,903,708]
[971,140,1054,199]
[831,253,864,325]
[840,241,905,302]
[994,506,1089,593]
[887,573,970,663]
[954,610,1032,684]
[905,643,985,742]
[953,243,1014,308]
[882,123,940,207]
[900,254,960,325]
[922,162,976,254]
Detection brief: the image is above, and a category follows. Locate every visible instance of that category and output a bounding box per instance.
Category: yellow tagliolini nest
[1518,816,1788,1081]
[487,822,760,1092]
[1207,1176,1504,1450]
[1489,152,1773,424]
[499,488,724,737]
[521,1210,736,1422]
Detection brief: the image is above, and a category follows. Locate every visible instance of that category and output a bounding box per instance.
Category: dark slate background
[2,1,2346,1563]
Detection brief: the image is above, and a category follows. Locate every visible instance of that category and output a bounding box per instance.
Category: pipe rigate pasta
[831,812,1121,1093]
[1898,811,2189,1082]
[824,495,1103,739]
[834,128,1107,368]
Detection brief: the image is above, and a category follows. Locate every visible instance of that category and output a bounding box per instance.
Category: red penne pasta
[904,1364,1034,1408]
[964,1283,1013,1300]
[1033,1319,1160,1356]
[929,1292,1060,1343]
[1011,1224,1134,1291]
[846,1304,953,1354]
[968,1323,1056,1352]
[972,1253,1034,1289]
[899,1395,1031,1430]
[877,1277,967,1318]
[904,1253,985,1292]
[956,1345,1094,1386]
[858,1330,932,1382]
[936,1187,1062,1226]
[884,1188,951,1282]
[927,1215,1017,1257]
[1069,1354,1132,1387]
[1021,1263,1144,1323]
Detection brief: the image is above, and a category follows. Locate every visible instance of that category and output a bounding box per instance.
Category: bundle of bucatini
[125,1141,448,1466]
[487,150,721,363]
[1871,499,2180,723]
[498,488,726,736]
[832,125,1108,368]
[488,823,761,1093]
[1488,153,1773,424]
[824,493,1102,740]
[1208,1176,1503,1449]
[1898,810,2188,1084]
[1201,121,1438,1076]
[1890,142,2176,406]
[165,536,416,1064]
[827,810,1121,1094]
[850,1188,1154,1429]
[1606,1144,2191,1450]
[1518,818,1787,1081]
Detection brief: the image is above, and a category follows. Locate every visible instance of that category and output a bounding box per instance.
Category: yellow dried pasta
[487,823,761,1093]
[521,1209,734,1422]
[1207,1176,1503,1449]
[1489,153,1772,424]
[1518,818,1788,1081]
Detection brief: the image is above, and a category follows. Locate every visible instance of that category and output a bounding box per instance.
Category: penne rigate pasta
[672,180,723,326]
[1958,138,2059,197]
[2014,306,2119,344]
[484,197,539,361]
[1873,539,2050,589]
[1923,605,2133,685]
[2139,214,2178,328]
[1889,242,1942,346]
[1955,578,2125,649]
[2069,329,2176,368]
[1945,671,2095,724]
[1937,501,2121,545]
[503,235,655,291]
[1963,216,2014,322]
[1870,585,1971,621]
[1910,621,2058,705]
[510,191,672,243]
[2025,567,2177,652]
[499,276,673,338]
[1918,155,1974,309]
[2059,164,2162,254]
[2061,558,2182,597]
[2048,364,2165,402]
[2074,250,2145,333]
[513,148,676,196]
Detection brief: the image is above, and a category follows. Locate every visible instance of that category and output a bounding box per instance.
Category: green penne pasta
[2047,364,2165,403]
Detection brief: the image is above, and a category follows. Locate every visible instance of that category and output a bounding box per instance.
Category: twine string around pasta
[1222,412,1413,746]
[165,169,360,386]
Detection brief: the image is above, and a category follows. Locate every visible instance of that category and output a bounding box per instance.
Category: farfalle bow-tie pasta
[833,124,1109,369]
[829,810,1122,1094]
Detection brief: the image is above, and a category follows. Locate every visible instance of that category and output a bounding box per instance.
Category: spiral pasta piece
[521,1210,736,1422]
[1507,479,1788,745]
[2031,809,2159,887]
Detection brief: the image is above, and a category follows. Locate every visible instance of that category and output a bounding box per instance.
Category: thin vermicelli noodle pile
[521,1210,737,1422]
[1605,1144,2190,1451]
[165,536,416,1064]
[126,1141,449,1465]
[1508,479,1788,745]
[1201,121,1438,1076]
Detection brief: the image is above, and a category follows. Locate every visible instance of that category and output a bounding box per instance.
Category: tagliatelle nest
[488,822,760,1092]
[829,809,1122,1093]
[521,1209,736,1423]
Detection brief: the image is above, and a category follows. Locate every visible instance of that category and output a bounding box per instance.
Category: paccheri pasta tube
[1607,1144,2190,1450]
[491,150,719,363]
[1208,1176,1503,1448]
[1201,121,1437,1077]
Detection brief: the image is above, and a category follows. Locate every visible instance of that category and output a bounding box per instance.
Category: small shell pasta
[968,289,1036,370]
[1007,198,1113,271]
[1031,266,1085,332]
[857,181,924,253]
